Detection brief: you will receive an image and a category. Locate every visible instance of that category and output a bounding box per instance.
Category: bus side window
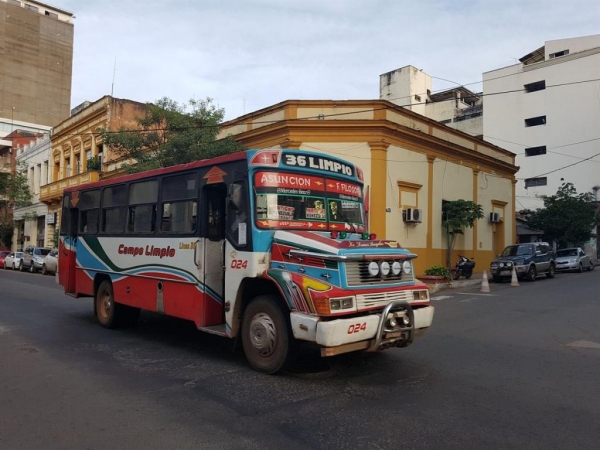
[78,190,100,234]
[101,185,127,234]
[227,182,248,248]
[127,180,158,234]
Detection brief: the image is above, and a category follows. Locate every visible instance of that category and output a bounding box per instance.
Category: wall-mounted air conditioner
[404,208,422,223]
[489,212,500,223]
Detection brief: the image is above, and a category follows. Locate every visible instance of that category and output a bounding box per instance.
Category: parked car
[21,246,52,273]
[490,242,556,282]
[555,247,594,272]
[0,251,9,269]
[41,249,59,275]
[4,251,23,270]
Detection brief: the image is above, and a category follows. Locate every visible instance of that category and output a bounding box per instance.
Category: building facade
[0,0,74,139]
[40,96,148,225]
[380,65,483,138]
[12,135,52,250]
[218,100,517,274]
[483,34,600,211]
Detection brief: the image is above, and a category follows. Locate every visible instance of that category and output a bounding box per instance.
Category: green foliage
[102,97,246,174]
[52,228,59,248]
[527,183,598,247]
[424,265,451,279]
[442,200,484,268]
[0,162,33,248]
[86,155,102,171]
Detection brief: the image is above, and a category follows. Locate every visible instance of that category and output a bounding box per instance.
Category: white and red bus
[59,149,434,373]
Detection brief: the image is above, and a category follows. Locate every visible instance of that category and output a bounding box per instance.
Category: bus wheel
[242,296,289,374]
[95,280,140,328]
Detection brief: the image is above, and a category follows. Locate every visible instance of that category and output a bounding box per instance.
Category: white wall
[483,38,600,211]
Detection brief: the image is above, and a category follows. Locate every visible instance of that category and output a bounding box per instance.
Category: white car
[4,251,23,270]
[555,247,594,272]
[41,249,59,275]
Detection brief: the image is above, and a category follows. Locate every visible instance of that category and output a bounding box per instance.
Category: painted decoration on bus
[254,171,365,231]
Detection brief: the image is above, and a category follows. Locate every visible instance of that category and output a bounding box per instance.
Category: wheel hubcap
[100,292,112,320]
[249,312,277,356]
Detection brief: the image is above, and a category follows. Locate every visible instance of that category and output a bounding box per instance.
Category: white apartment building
[12,135,54,250]
[380,65,483,137]
[483,34,600,211]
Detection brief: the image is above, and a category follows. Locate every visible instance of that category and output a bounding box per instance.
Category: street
[1,269,599,449]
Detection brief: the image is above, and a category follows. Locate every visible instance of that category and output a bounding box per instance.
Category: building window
[45,11,59,19]
[525,146,547,157]
[525,177,547,188]
[549,49,569,59]
[414,95,421,102]
[524,80,546,93]
[525,116,546,127]
[25,3,39,11]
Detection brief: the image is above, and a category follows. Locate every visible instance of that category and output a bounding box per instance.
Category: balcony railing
[40,171,100,203]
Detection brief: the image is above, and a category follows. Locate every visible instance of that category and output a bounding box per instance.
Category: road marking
[430,295,453,301]
[459,298,475,303]
[456,292,494,297]
[566,340,600,349]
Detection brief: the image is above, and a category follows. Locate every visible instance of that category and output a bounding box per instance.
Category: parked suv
[490,243,556,282]
[21,246,53,273]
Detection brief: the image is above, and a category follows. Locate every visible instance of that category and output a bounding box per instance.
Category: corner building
[219,100,518,275]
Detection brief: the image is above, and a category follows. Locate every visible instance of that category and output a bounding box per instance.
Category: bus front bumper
[290,302,434,357]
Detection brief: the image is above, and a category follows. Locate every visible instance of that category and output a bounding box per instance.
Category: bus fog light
[389,318,397,328]
[391,261,401,275]
[402,316,410,325]
[380,261,390,276]
[402,261,412,274]
[368,261,379,276]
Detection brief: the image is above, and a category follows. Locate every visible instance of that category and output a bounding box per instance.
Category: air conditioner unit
[489,212,500,223]
[404,208,422,223]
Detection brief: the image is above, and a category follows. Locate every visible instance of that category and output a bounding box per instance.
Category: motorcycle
[453,255,476,280]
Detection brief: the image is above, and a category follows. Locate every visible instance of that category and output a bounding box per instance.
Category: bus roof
[64,150,248,193]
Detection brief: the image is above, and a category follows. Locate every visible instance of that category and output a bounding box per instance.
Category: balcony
[40,171,100,204]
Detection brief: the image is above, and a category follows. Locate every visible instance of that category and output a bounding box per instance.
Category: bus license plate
[386,331,402,339]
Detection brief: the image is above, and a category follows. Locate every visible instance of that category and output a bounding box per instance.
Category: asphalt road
[1,267,599,449]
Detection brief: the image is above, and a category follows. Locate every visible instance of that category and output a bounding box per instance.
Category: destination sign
[282,153,355,177]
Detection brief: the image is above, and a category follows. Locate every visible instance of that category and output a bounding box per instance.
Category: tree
[102,97,245,174]
[527,183,598,248]
[442,200,484,269]
[0,163,33,248]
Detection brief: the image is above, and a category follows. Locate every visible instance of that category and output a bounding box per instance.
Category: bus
[59,149,434,373]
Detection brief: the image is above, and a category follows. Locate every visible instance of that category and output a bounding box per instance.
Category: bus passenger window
[101,185,127,234]
[127,180,158,234]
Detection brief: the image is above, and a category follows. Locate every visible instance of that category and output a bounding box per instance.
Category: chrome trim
[368,301,414,351]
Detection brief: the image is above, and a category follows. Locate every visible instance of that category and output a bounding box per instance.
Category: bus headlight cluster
[368,260,412,277]
[329,296,355,311]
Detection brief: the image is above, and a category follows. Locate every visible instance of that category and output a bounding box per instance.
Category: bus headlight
[330,296,355,311]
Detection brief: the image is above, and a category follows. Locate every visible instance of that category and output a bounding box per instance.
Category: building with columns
[218,99,518,274]
[40,96,148,227]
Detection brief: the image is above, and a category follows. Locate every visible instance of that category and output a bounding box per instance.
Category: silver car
[41,249,58,275]
[555,248,594,272]
[4,251,23,270]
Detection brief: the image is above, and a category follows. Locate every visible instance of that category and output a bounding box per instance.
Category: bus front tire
[241,295,290,374]
[95,280,140,328]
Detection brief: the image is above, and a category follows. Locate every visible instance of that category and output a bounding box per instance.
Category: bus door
[199,183,227,325]
[59,193,79,296]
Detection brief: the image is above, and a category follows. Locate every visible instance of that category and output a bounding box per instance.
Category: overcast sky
[58,0,599,121]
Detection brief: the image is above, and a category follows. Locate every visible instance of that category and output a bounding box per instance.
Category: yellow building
[40,96,148,227]
[219,100,518,275]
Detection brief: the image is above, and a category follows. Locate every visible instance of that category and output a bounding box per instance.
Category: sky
[58,0,600,122]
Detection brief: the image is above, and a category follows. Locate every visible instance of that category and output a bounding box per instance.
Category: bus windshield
[253,171,365,231]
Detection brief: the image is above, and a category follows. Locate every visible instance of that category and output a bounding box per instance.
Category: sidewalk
[420,271,485,294]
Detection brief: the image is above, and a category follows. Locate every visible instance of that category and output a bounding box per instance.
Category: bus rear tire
[241,295,290,374]
[95,280,140,328]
